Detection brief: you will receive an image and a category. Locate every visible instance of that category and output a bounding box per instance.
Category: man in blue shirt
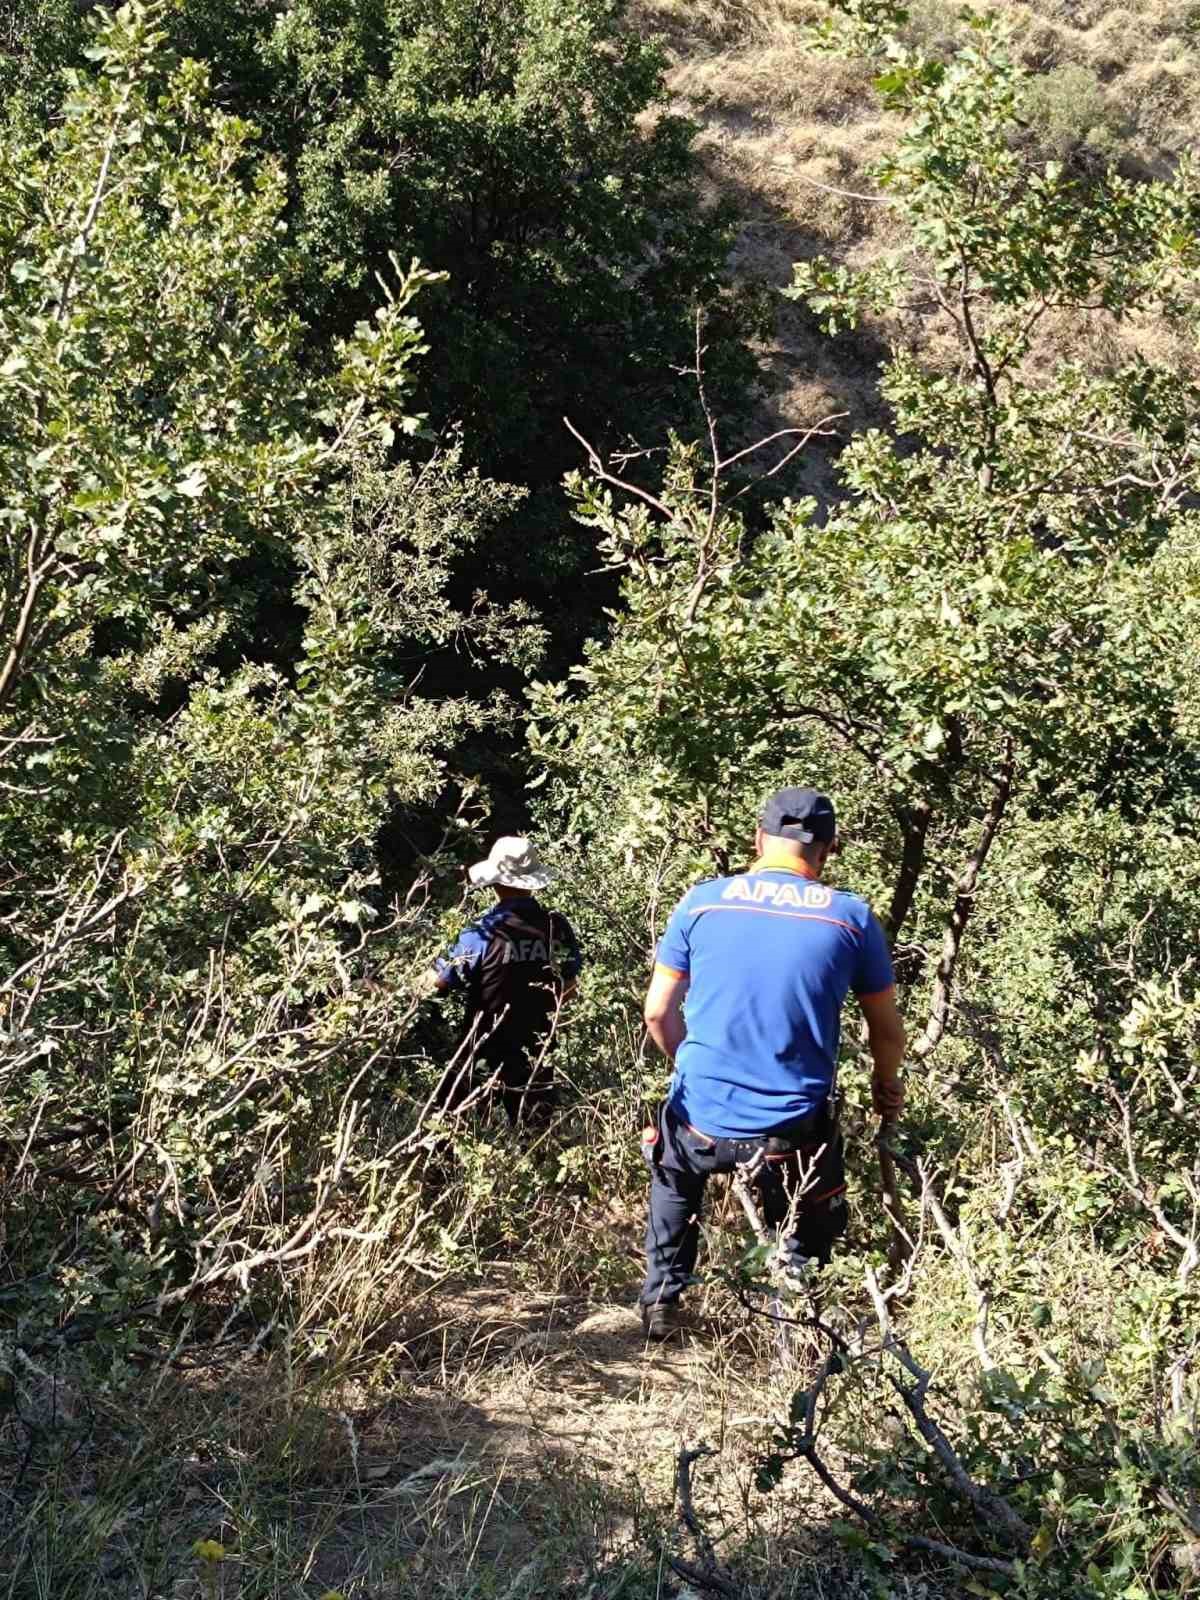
[639,787,905,1339]
[433,836,583,1130]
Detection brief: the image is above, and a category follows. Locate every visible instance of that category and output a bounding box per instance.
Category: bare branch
[904,1535,1017,1576]
[877,1123,913,1279]
[916,1159,996,1372]
[789,170,886,205]
[912,741,1015,1061]
[754,1292,1019,1580]
[671,1446,739,1598]
[0,547,59,712]
[562,416,672,519]
[718,415,846,476]
[1097,1085,1200,1287]
[865,1265,1032,1552]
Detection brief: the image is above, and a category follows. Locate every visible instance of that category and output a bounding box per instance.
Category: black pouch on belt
[792,1106,849,1257]
[759,1095,839,1159]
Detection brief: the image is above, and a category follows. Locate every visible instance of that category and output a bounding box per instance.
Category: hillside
[637,0,1200,498]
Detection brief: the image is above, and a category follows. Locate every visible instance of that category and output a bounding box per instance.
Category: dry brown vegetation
[635,0,1200,496]
[4,1192,910,1600]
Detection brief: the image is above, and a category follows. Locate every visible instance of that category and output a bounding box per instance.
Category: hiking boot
[641,1300,686,1342]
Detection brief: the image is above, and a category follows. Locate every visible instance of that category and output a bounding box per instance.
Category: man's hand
[872,1070,904,1120]
[858,986,905,1121]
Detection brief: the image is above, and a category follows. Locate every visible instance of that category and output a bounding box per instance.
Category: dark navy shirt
[655,857,893,1138]
[436,897,582,1053]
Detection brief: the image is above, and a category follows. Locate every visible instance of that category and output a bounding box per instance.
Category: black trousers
[640,1102,847,1306]
[437,1039,557,1131]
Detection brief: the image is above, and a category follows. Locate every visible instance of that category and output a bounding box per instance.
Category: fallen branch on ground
[669,1445,740,1598]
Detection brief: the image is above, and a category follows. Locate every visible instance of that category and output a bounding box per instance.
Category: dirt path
[17,1269,949,1599]
[299,1281,879,1599]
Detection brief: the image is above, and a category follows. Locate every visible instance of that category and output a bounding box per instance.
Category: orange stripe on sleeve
[654,963,688,980]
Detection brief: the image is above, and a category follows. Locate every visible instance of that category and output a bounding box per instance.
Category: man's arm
[553,915,582,1008]
[425,924,485,998]
[858,986,905,1119]
[643,967,690,1061]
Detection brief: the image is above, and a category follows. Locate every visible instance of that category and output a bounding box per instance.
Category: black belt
[679,1104,832,1165]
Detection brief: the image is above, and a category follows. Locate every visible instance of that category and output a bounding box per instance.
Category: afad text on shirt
[720,878,834,910]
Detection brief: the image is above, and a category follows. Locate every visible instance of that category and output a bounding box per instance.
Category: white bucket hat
[468,836,556,892]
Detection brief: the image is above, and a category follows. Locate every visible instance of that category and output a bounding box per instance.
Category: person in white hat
[430,837,582,1130]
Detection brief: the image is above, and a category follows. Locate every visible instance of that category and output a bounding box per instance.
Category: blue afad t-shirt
[655,863,894,1139]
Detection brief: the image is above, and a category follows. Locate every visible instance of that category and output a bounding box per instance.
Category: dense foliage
[3,0,756,650]
[532,4,1200,1591]
[4,3,1200,1598]
[0,1,541,1360]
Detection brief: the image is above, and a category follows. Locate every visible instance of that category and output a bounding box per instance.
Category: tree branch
[912,743,1015,1061]
[671,1446,739,1598]
[0,547,58,712]
[884,798,932,947]
[562,416,672,519]
[865,1266,1032,1552]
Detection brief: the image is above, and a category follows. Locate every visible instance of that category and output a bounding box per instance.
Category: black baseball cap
[760,787,837,844]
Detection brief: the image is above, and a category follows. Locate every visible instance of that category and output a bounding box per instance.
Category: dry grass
[1,1087,1165,1599]
[0,1097,955,1600]
[2,1134,1173,1598]
[0,1232,932,1599]
[629,1,906,498]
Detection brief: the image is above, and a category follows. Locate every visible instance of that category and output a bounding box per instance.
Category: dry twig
[669,1445,740,1598]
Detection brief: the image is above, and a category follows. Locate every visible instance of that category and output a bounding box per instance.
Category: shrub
[0,1,540,1367]
[1021,61,1126,169]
